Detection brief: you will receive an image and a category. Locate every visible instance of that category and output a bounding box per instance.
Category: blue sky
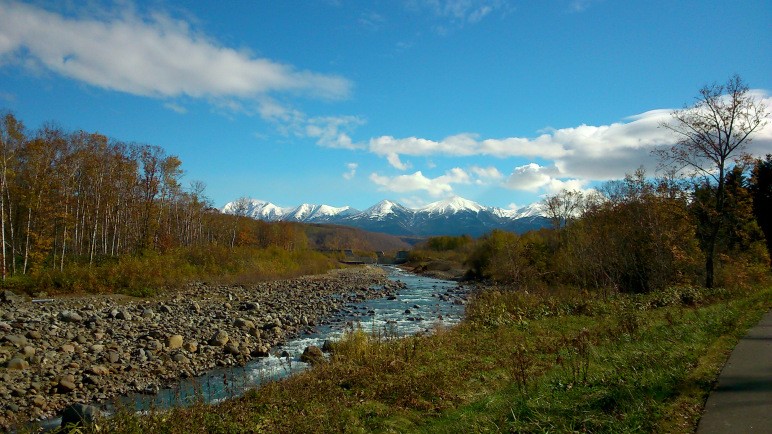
[1,0,770,210]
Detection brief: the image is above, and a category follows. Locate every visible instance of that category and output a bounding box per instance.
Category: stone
[234,318,254,329]
[32,395,46,408]
[90,344,105,353]
[61,403,100,428]
[182,341,198,353]
[60,344,75,353]
[25,330,42,340]
[1,290,22,304]
[209,330,229,347]
[87,365,109,376]
[58,378,78,393]
[106,350,120,363]
[22,346,35,358]
[166,335,183,350]
[6,357,29,370]
[172,353,190,364]
[2,334,27,347]
[300,346,325,365]
[241,301,259,311]
[224,343,240,355]
[159,304,172,314]
[115,309,132,321]
[58,310,83,323]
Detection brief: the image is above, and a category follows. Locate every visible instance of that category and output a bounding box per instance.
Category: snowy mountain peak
[514,202,546,219]
[419,196,486,215]
[362,200,408,219]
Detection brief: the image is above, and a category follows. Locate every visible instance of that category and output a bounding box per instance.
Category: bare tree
[657,75,769,287]
[543,190,584,230]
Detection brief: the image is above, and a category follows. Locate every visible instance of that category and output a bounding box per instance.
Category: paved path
[696,309,772,433]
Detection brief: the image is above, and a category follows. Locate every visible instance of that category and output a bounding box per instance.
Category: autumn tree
[0,112,25,280]
[658,75,769,287]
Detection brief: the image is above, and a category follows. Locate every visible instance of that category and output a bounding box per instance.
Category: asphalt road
[696,310,772,434]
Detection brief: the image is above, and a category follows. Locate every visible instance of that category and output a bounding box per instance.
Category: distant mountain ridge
[222,196,549,237]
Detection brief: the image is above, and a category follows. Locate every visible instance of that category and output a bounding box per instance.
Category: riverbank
[0,266,397,430]
[56,284,771,433]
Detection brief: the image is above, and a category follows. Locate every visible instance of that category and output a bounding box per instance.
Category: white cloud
[368,101,772,187]
[306,116,365,150]
[502,163,588,194]
[369,167,470,196]
[469,165,503,184]
[503,163,558,191]
[0,2,351,100]
[343,162,358,180]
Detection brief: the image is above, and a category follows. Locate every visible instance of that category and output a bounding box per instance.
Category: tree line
[0,111,314,290]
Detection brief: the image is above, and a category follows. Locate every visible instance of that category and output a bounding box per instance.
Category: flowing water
[40,266,466,429]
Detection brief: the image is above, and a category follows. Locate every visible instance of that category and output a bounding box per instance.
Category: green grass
[37,285,771,434]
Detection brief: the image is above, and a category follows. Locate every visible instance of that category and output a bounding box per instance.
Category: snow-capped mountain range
[222,196,548,237]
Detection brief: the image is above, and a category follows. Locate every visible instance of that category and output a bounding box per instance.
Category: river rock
[1,290,21,304]
[22,345,35,358]
[25,330,42,340]
[300,345,324,365]
[3,334,27,347]
[58,377,78,393]
[209,330,229,346]
[61,403,100,428]
[183,340,198,353]
[87,365,109,376]
[172,353,189,364]
[58,310,83,323]
[115,309,132,321]
[166,335,184,349]
[234,318,254,329]
[6,357,28,370]
[224,343,240,355]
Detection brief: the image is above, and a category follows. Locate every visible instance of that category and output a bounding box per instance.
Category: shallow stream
[41,266,466,428]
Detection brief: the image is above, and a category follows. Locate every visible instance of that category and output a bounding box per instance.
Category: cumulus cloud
[369,132,569,170]
[0,1,351,100]
[369,168,470,196]
[368,101,772,187]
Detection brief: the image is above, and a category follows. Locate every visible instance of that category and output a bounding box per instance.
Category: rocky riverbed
[0,266,400,430]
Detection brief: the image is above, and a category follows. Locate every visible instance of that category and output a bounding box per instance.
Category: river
[40,266,467,429]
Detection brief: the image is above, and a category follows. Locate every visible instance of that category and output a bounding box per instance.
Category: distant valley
[222,196,549,237]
